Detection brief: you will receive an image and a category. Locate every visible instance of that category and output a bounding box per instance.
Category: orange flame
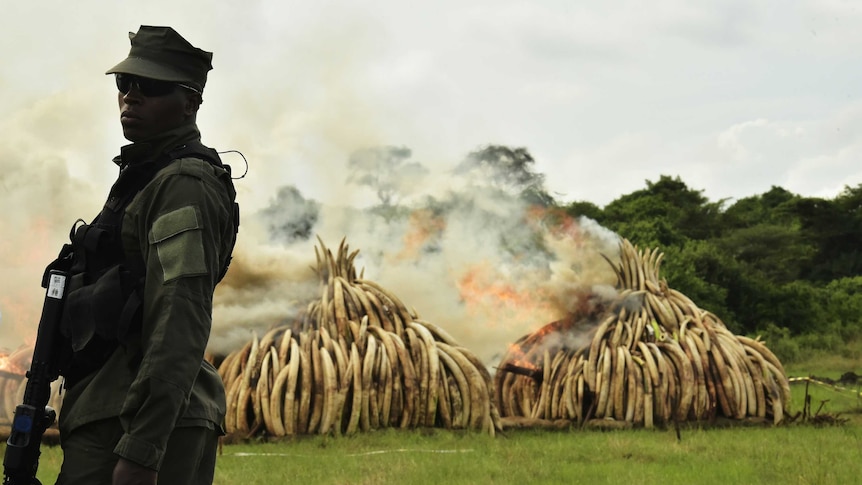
[0,345,31,376]
[456,261,562,369]
[503,342,540,370]
[525,205,584,242]
[2,217,56,349]
[457,262,554,321]
[393,209,446,261]
[502,314,580,369]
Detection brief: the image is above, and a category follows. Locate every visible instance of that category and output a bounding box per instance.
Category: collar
[112,124,202,169]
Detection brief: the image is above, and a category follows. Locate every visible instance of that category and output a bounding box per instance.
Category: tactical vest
[46,141,239,387]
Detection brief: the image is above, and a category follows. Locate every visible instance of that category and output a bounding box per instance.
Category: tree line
[563,175,862,359]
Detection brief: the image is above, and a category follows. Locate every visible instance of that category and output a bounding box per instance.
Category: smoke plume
[211,157,622,364]
[0,19,622,367]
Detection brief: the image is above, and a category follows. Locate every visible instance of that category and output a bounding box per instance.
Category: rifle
[3,268,69,485]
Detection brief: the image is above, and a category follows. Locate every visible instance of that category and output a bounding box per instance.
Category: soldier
[54,26,238,485]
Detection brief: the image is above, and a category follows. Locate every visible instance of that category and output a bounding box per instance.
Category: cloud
[702,103,862,200]
[656,1,762,47]
[549,98,862,207]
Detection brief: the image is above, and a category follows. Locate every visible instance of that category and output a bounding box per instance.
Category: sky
[1,0,861,360]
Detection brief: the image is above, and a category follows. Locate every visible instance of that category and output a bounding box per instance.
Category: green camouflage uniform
[56,123,233,484]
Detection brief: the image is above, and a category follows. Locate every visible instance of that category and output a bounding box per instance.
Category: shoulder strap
[164,141,240,283]
[101,142,239,285]
[166,140,223,169]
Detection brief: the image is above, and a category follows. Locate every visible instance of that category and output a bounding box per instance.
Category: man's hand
[112,457,158,485]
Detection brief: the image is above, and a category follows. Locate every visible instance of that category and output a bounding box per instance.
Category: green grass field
[17,355,862,485]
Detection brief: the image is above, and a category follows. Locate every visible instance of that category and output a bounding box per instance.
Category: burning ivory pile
[495,239,791,428]
[0,347,31,425]
[218,238,502,438]
[0,347,64,427]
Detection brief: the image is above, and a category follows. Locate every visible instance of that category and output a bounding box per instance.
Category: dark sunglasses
[115,73,201,97]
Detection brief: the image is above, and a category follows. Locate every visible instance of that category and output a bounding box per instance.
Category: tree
[823,276,862,338]
[765,281,828,335]
[455,145,554,206]
[563,200,603,221]
[599,175,722,247]
[715,224,814,285]
[662,239,735,328]
[793,184,862,281]
[259,185,320,244]
[346,146,428,207]
[721,186,799,229]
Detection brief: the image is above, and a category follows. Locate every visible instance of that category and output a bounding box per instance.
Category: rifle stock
[3,270,68,485]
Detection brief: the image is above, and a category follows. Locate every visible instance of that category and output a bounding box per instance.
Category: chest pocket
[149,205,207,283]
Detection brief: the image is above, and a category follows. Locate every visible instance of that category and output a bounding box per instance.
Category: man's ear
[184,93,202,116]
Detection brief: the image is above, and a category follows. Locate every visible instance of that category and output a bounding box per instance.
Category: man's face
[116,75,198,142]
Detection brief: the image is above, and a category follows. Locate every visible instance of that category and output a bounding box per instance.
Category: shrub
[756,323,801,363]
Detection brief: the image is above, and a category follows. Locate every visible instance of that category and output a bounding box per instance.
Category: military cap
[106,26,213,93]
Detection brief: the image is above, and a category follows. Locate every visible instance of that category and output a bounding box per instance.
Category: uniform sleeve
[114,161,233,470]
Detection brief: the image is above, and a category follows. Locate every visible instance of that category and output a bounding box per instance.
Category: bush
[796,331,844,352]
[755,323,801,364]
[824,277,862,337]
[840,341,861,360]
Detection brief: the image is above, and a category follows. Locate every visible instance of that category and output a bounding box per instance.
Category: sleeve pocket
[149,206,207,282]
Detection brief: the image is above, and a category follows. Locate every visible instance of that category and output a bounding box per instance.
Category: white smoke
[0,15,622,367]
[213,171,621,364]
[0,88,108,351]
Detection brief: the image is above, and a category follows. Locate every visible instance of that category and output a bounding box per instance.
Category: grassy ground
[16,354,862,485]
[25,423,862,485]
[784,347,862,427]
[217,425,861,485]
